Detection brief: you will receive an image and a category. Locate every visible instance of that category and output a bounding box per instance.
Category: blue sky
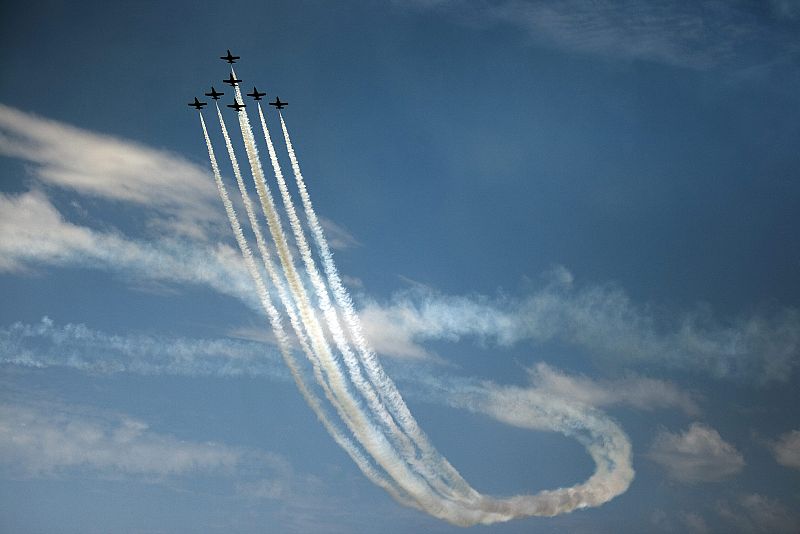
[1,0,799,532]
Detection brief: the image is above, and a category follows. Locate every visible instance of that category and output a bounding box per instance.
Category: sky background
[1,1,800,532]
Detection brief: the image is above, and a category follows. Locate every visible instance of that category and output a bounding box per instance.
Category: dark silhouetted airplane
[220,50,240,63]
[247,87,266,100]
[227,99,246,112]
[269,97,287,109]
[188,97,207,110]
[223,73,242,87]
[205,86,224,100]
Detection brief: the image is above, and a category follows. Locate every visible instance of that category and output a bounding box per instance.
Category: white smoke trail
[254,102,441,488]
[221,90,443,508]
[275,112,634,523]
[277,112,475,498]
[200,111,411,506]
[205,81,635,523]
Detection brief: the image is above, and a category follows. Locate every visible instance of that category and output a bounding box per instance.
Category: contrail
[201,111,412,506]
[227,80,444,507]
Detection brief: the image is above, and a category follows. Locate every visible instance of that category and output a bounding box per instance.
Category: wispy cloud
[0,190,259,309]
[0,104,221,240]
[400,0,800,71]
[768,430,800,470]
[526,362,700,416]
[2,317,698,419]
[0,317,285,379]
[318,217,361,250]
[358,269,800,384]
[0,400,239,477]
[716,493,800,534]
[648,422,745,483]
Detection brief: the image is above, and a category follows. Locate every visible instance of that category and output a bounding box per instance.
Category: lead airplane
[205,86,224,100]
[223,73,242,87]
[269,97,288,109]
[220,50,240,63]
[188,97,207,110]
[227,99,246,112]
[247,87,266,100]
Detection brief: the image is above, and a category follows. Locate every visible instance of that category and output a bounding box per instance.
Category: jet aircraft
[269,97,288,109]
[205,86,224,100]
[227,99,246,112]
[223,73,242,87]
[188,97,207,110]
[247,87,266,100]
[220,50,240,63]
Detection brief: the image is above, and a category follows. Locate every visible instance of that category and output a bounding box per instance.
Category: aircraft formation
[188,50,288,113]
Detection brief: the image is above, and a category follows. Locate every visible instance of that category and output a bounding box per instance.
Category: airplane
[204,86,224,100]
[188,97,207,110]
[227,99,246,112]
[247,87,266,100]
[220,50,240,63]
[223,73,242,86]
[269,97,288,109]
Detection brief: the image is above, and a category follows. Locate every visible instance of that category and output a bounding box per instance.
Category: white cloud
[527,362,700,416]
[716,494,800,534]
[648,422,745,483]
[0,401,239,477]
[769,430,800,470]
[318,216,361,250]
[0,190,259,308]
[357,275,800,383]
[401,0,798,71]
[0,104,221,240]
[0,317,285,379]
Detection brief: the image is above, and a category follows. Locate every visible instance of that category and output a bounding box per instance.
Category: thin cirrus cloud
[769,430,800,470]
[0,189,260,309]
[402,0,800,71]
[0,400,239,477]
[0,317,697,419]
[0,103,221,240]
[716,493,800,534]
[357,276,800,384]
[648,422,745,483]
[524,362,700,416]
[0,316,286,380]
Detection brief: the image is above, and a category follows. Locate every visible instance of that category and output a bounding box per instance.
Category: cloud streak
[358,274,800,384]
[0,316,285,379]
[401,0,800,71]
[769,430,800,470]
[0,189,259,308]
[648,422,745,483]
[0,400,239,477]
[0,103,221,240]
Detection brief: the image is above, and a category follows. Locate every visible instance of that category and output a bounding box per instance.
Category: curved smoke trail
[254,101,444,490]
[278,111,478,500]
[201,111,413,506]
[224,81,448,508]
[199,87,635,525]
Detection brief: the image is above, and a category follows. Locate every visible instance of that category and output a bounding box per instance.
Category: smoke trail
[254,101,441,488]
[205,85,635,523]
[275,112,634,523]
[223,89,443,507]
[200,111,412,506]
[277,112,475,498]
